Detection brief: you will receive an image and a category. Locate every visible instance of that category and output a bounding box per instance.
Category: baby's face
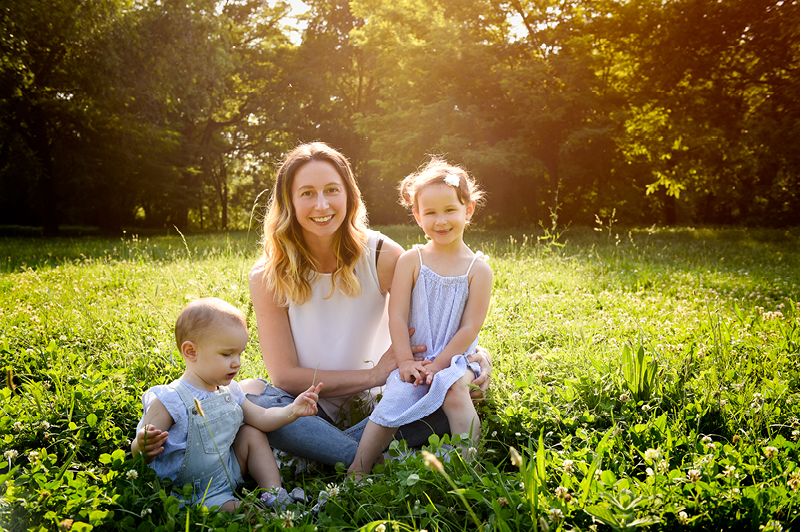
[190,320,249,389]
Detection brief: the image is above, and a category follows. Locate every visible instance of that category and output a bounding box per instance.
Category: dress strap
[465,251,483,276]
[414,244,424,266]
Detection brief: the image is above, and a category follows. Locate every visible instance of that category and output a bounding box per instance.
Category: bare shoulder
[249,256,267,282]
[469,253,493,280]
[377,237,405,292]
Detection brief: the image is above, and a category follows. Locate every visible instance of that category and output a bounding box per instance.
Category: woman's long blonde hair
[260,142,369,306]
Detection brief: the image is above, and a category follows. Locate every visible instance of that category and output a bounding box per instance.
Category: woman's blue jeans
[245,379,449,466]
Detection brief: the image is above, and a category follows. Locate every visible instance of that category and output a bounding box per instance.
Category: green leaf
[87,413,98,427]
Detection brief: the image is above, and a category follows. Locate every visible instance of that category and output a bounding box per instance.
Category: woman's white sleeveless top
[288,230,391,423]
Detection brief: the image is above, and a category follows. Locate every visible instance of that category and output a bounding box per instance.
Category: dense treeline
[1,0,798,233]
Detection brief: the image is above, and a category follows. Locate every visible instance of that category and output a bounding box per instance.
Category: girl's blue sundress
[370,245,482,428]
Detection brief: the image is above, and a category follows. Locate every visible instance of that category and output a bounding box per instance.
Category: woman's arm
[426,259,493,377]
[249,258,397,398]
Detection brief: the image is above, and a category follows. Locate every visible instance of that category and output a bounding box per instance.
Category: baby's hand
[136,424,168,461]
[399,359,429,387]
[288,382,322,418]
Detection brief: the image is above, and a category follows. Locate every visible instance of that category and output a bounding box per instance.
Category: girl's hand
[288,383,323,418]
[399,359,430,386]
[376,328,428,383]
[136,424,169,461]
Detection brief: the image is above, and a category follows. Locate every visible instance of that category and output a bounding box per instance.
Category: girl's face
[413,183,475,248]
[291,160,348,241]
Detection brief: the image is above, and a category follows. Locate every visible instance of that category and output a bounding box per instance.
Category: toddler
[132,297,322,511]
[348,157,492,477]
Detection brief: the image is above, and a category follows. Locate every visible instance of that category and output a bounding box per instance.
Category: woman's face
[291,160,349,241]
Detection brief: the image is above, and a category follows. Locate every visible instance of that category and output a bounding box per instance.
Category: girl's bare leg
[442,371,481,457]
[347,420,396,479]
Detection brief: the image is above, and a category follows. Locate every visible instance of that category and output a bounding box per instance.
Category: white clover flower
[619,392,630,403]
[326,483,340,498]
[554,486,568,499]
[764,446,779,459]
[644,448,661,462]
[687,469,701,483]
[375,524,386,532]
[723,465,736,478]
[641,404,651,412]
[594,469,603,480]
[548,508,564,523]
[12,421,22,431]
[677,511,689,525]
[701,435,713,444]
[41,421,50,430]
[126,469,138,480]
[793,430,800,442]
[28,451,40,462]
[4,450,19,461]
[562,459,574,473]
[646,467,654,477]
[140,508,152,517]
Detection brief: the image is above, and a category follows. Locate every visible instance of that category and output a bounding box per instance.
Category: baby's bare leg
[348,420,396,479]
[442,370,481,453]
[234,424,281,491]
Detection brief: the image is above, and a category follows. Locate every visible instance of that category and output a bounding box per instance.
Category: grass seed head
[421,450,444,473]
[193,397,206,419]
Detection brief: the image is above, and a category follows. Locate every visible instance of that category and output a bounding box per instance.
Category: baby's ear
[181,340,198,361]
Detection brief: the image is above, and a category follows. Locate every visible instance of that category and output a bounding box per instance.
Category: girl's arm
[425,259,493,378]
[131,398,174,464]
[241,383,323,432]
[249,244,407,398]
[388,251,429,384]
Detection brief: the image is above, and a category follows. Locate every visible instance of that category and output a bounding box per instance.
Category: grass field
[1,225,800,531]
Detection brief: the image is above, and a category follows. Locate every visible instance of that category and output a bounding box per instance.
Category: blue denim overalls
[173,381,244,509]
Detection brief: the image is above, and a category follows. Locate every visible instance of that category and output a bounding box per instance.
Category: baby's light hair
[175,298,247,350]
[399,156,486,213]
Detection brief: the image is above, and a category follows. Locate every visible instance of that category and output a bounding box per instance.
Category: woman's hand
[467,346,493,400]
[373,328,428,384]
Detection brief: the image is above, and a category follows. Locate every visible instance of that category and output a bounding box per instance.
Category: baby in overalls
[131,297,323,511]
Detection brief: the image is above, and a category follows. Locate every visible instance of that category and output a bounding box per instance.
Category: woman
[240,142,491,466]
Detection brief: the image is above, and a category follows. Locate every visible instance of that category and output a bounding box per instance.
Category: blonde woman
[240,142,491,465]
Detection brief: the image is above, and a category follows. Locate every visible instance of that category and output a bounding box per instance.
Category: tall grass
[1,226,799,531]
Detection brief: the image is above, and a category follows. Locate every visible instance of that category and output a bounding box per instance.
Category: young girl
[132,297,323,511]
[348,158,492,477]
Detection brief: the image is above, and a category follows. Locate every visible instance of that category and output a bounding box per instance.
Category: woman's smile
[292,160,348,239]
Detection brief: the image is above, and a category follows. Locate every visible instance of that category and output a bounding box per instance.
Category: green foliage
[2,227,800,531]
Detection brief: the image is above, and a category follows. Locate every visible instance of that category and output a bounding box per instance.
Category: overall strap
[174,380,197,412]
[465,251,483,276]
